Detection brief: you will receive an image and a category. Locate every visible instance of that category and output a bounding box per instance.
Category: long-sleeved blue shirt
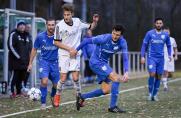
[34,31,58,61]
[77,34,129,72]
[82,36,96,60]
[141,29,171,58]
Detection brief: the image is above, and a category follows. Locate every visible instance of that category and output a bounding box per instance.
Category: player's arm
[53,40,72,52]
[27,48,37,72]
[121,41,129,82]
[79,14,99,30]
[89,14,99,30]
[53,25,73,54]
[166,36,172,60]
[140,32,149,64]
[27,36,39,72]
[76,35,106,51]
[173,39,178,60]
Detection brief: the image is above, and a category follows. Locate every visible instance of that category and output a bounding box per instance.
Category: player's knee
[150,73,155,77]
[102,87,110,94]
[101,82,111,94]
[41,78,48,86]
[60,74,67,82]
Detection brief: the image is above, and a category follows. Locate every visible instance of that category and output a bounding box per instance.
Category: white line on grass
[1,78,181,118]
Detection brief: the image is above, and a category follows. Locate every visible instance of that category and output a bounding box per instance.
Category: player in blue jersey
[27,18,59,109]
[141,18,171,101]
[71,25,129,113]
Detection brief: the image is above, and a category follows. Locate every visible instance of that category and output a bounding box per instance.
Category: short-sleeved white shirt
[54,18,90,56]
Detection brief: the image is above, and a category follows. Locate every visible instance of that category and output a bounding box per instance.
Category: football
[27,87,41,101]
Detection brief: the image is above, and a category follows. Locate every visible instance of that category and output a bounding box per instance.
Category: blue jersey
[141,29,171,58]
[77,34,129,72]
[34,31,58,61]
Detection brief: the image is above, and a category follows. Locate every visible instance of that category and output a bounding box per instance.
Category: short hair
[112,24,125,34]
[62,3,74,13]
[46,17,55,24]
[154,17,164,23]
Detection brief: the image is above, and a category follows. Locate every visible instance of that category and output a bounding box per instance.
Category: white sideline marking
[1,78,181,118]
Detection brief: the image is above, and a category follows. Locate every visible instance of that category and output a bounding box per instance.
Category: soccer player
[162,27,178,91]
[72,25,129,113]
[27,18,59,109]
[141,18,172,101]
[53,3,99,107]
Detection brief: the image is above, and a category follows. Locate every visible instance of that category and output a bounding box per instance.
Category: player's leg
[49,60,60,106]
[152,58,164,101]
[81,80,110,99]
[72,71,81,95]
[76,78,110,111]
[162,59,169,91]
[54,55,69,107]
[70,56,81,95]
[108,72,126,113]
[162,70,168,91]
[38,59,49,109]
[147,57,156,100]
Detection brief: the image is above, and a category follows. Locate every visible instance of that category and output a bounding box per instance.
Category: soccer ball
[27,87,41,101]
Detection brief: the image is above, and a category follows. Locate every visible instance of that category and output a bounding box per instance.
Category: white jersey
[164,37,177,59]
[54,18,90,56]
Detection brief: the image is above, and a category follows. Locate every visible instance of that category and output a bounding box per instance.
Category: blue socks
[51,87,56,97]
[148,76,155,95]
[110,82,120,108]
[148,76,161,97]
[40,86,47,104]
[81,89,104,99]
[152,79,161,96]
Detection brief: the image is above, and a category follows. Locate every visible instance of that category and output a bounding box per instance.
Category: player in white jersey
[162,27,178,91]
[53,3,99,108]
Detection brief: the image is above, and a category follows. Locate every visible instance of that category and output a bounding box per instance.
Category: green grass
[0,73,181,118]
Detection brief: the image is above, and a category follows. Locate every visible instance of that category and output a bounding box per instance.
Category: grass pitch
[0,72,181,118]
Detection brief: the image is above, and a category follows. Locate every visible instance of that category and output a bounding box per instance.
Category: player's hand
[93,14,99,22]
[141,57,145,64]
[174,55,178,61]
[121,72,129,83]
[69,48,77,58]
[168,56,172,62]
[27,64,32,72]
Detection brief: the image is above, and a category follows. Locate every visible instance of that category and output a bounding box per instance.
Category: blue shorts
[39,59,60,84]
[147,57,164,75]
[89,61,112,84]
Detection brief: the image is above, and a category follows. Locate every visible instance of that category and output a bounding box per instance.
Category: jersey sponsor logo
[102,49,114,53]
[42,45,57,50]
[151,39,164,44]
[102,65,107,71]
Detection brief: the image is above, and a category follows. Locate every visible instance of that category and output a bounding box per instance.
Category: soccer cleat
[76,93,85,111]
[152,96,159,101]
[147,94,152,101]
[53,94,61,107]
[10,93,16,99]
[164,87,168,91]
[108,106,126,113]
[41,104,46,110]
